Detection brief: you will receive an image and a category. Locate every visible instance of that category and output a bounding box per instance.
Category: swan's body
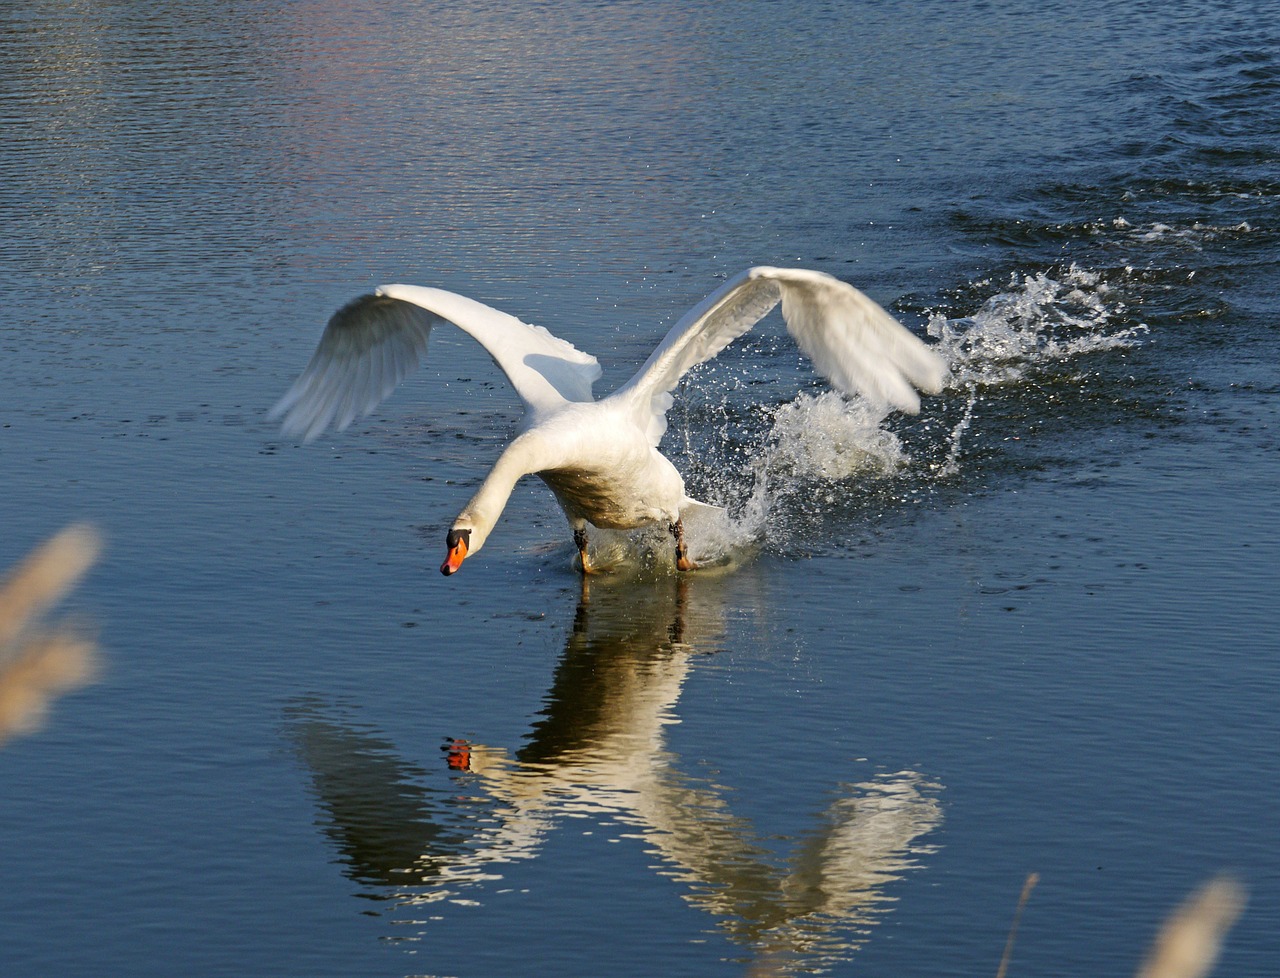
[271,267,947,575]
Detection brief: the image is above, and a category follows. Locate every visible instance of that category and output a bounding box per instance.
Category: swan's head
[442,514,494,575]
[440,527,472,576]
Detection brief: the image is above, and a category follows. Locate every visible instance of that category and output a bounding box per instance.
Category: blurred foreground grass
[1136,876,1245,978]
[0,523,102,747]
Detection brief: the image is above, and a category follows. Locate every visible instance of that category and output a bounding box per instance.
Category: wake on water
[630,262,1153,570]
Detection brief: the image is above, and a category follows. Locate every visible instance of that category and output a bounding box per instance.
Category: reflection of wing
[764,774,942,964]
[286,579,942,972]
[284,702,475,890]
[609,764,941,960]
[286,700,562,900]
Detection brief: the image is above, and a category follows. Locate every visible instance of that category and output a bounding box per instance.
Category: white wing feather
[619,266,946,445]
[769,267,947,409]
[270,284,602,442]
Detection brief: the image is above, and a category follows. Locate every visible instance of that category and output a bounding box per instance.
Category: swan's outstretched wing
[270,284,602,442]
[620,266,947,445]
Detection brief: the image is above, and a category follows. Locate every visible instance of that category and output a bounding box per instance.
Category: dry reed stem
[995,872,1040,978]
[0,524,103,746]
[0,633,98,746]
[0,524,102,647]
[1136,876,1246,978]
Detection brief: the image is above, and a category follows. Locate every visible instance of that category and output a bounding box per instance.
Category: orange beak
[440,532,469,575]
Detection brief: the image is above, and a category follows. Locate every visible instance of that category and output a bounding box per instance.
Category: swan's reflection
[287,576,942,972]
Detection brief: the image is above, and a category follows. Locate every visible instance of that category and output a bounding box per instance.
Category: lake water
[2,2,1277,976]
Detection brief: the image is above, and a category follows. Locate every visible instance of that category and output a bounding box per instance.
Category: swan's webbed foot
[574,527,597,575]
[670,519,699,572]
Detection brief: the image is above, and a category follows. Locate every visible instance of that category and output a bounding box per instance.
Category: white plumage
[270,267,947,575]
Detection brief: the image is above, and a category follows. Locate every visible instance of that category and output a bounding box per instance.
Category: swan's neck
[455,434,547,552]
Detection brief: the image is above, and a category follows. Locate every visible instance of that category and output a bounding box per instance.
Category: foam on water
[1124,218,1255,243]
[926,264,1148,387]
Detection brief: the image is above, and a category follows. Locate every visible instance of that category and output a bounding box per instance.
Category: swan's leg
[670,518,699,572]
[573,526,596,575]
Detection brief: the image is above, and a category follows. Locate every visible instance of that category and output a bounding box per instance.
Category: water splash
[940,385,977,479]
[661,263,1151,566]
[578,389,911,570]
[755,392,908,482]
[733,393,902,528]
[927,264,1148,388]
[673,392,914,565]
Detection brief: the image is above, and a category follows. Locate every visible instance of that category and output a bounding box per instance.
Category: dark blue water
[2,2,1277,976]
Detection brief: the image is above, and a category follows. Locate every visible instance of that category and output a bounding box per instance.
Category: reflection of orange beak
[443,738,472,771]
[440,535,469,576]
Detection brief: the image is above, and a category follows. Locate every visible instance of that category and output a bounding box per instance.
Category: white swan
[270,267,947,575]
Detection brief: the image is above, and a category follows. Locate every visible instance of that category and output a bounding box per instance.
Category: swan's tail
[679,497,725,518]
[677,497,756,568]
